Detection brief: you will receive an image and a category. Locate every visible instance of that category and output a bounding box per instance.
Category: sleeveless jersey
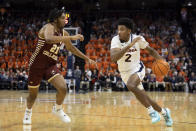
[110,34,149,73]
[29,30,64,69]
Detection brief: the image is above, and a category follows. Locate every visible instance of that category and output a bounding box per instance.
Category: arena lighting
[187,2,192,6]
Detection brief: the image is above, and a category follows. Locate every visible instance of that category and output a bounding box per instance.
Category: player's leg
[23,69,42,125]
[126,73,161,124]
[127,74,151,107]
[47,66,71,123]
[23,86,39,125]
[49,74,67,105]
[49,74,71,123]
[140,89,161,112]
[27,87,39,109]
[143,89,173,126]
[127,73,173,126]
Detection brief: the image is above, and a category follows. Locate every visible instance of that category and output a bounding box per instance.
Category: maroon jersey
[29,31,63,69]
[28,30,64,87]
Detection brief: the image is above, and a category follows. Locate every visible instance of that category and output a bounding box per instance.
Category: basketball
[152,59,170,76]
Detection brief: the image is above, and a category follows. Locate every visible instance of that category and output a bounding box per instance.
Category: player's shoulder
[132,34,146,42]
[40,23,55,33]
[111,35,120,42]
[132,34,143,38]
[44,23,54,28]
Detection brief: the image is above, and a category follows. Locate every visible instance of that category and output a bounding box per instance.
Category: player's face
[118,25,131,42]
[57,13,66,28]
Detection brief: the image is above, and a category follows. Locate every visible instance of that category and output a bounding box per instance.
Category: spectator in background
[17,70,26,90]
[61,68,66,78]
[116,78,125,91]
[80,73,90,92]
[189,72,196,93]
[171,75,177,91]
[85,67,92,79]
[175,73,186,91]
[98,71,106,91]
[143,71,151,91]
[1,70,10,89]
[156,76,165,91]
[67,51,75,70]
[85,67,92,89]
[104,72,111,91]
[115,72,126,91]
[66,69,73,79]
[187,59,193,73]
[74,66,82,92]
[148,74,156,91]
[164,74,172,92]
[110,72,117,91]
[91,69,98,91]
[11,72,18,90]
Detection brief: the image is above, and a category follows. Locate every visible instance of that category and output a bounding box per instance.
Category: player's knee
[127,82,137,92]
[58,83,67,94]
[29,92,38,100]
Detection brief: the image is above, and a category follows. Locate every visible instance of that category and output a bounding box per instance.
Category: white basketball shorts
[120,61,145,90]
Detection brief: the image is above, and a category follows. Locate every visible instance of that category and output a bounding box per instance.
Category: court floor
[0,90,195,131]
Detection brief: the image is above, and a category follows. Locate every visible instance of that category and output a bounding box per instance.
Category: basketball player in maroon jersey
[23,8,96,124]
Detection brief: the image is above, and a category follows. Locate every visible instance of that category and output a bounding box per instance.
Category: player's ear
[128,28,131,34]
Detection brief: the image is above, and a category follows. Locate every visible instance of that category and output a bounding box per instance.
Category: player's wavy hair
[48,8,65,22]
[118,18,134,30]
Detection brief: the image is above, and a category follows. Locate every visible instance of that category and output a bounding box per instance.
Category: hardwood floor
[0,90,195,131]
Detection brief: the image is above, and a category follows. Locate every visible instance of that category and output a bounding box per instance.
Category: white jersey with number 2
[111,34,149,89]
[111,34,149,73]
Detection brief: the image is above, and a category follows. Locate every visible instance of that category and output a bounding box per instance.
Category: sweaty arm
[110,45,132,62]
[145,46,162,60]
[44,24,73,44]
[63,30,89,61]
[110,37,141,62]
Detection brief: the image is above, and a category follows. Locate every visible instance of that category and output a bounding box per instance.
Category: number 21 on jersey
[50,44,60,54]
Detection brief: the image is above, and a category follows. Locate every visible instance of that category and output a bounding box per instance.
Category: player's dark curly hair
[48,8,65,22]
[118,18,133,30]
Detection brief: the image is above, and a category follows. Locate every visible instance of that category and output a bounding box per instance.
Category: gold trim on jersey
[38,40,45,43]
[48,73,60,82]
[28,85,40,88]
[29,41,45,67]
[38,35,45,40]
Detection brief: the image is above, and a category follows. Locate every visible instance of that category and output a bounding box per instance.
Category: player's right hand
[70,34,84,41]
[129,37,142,48]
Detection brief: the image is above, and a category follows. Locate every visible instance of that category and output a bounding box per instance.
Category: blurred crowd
[0,10,196,93]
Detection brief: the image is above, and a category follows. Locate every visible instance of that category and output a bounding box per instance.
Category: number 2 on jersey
[125,54,131,62]
[50,44,60,54]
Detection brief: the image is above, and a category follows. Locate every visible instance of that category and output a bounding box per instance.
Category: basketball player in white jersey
[110,18,173,126]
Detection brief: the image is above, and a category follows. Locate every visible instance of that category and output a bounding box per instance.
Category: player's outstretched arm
[145,46,162,60]
[63,31,96,65]
[110,37,141,62]
[44,24,79,44]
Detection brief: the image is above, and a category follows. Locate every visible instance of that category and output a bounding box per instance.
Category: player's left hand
[87,58,97,68]
[128,37,142,48]
[70,34,84,41]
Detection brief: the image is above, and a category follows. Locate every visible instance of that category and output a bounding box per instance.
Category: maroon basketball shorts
[28,65,60,88]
